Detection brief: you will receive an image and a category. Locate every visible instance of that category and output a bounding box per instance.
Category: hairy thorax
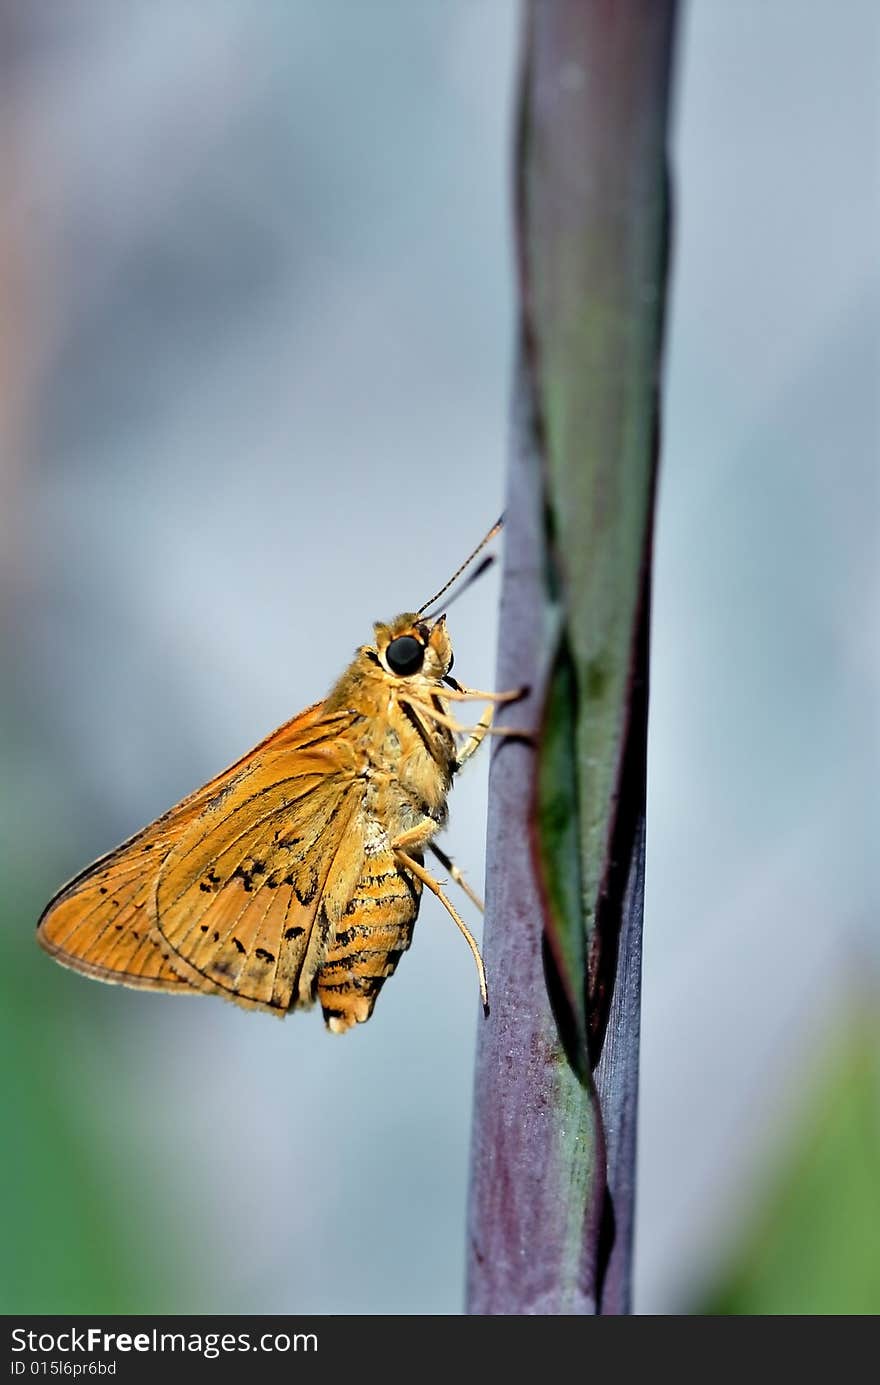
[326,654,457,842]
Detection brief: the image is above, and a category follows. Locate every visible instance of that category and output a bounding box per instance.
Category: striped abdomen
[316,843,422,1033]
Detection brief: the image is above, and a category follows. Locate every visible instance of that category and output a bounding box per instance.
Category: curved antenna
[423,553,496,618]
[417,516,504,616]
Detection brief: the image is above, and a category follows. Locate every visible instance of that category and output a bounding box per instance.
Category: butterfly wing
[37,703,364,1012]
[37,826,192,992]
[152,756,364,1014]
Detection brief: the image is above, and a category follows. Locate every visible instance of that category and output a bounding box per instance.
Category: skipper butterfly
[37,522,521,1032]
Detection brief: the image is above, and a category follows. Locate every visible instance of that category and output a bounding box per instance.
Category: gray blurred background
[1,1,877,1314]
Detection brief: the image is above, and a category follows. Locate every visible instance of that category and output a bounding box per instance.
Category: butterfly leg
[428,841,484,914]
[455,703,493,770]
[405,698,526,742]
[441,680,527,704]
[393,841,489,1014]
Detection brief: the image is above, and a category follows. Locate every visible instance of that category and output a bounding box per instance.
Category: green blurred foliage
[0,692,188,1313]
[0,872,184,1313]
[700,1007,880,1315]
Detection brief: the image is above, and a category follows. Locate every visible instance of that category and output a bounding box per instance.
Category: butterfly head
[372,612,453,683]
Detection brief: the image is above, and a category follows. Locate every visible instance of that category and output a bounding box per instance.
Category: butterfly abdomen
[316,846,422,1033]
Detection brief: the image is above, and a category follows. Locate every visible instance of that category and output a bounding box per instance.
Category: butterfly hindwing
[36,704,362,1007]
[36,828,191,991]
[154,763,363,1013]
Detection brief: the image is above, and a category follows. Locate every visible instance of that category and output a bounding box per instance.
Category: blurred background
[1,0,877,1315]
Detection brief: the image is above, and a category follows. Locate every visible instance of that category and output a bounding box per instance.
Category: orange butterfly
[37,522,520,1032]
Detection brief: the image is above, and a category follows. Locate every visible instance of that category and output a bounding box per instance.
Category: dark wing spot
[255,947,275,963]
[232,937,246,954]
[276,833,303,849]
[294,873,317,906]
[284,926,304,940]
[199,883,212,893]
[99,886,108,895]
[200,924,208,932]
[280,870,316,905]
[213,931,220,942]
[205,777,243,812]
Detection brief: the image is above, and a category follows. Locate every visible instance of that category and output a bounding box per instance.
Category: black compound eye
[385,635,424,677]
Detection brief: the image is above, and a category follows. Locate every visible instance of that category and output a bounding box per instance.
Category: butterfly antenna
[418,516,504,616]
